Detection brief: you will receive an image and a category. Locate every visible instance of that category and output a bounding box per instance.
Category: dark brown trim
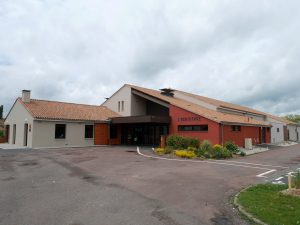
[111,115,170,124]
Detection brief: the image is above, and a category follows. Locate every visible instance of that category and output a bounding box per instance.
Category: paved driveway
[0,144,299,225]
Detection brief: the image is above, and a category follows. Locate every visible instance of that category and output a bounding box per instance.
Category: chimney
[22,90,31,103]
[160,88,174,97]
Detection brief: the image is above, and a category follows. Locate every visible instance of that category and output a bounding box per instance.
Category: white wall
[270,122,284,143]
[4,100,34,147]
[32,121,94,148]
[288,125,298,142]
[102,85,132,116]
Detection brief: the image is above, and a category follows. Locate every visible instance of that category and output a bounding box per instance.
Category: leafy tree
[0,105,3,119]
[283,114,300,123]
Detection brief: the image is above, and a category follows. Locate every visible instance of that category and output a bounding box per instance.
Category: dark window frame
[277,127,280,133]
[178,125,208,132]
[55,124,66,139]
[231,125,241,132]
[85,125,94,139]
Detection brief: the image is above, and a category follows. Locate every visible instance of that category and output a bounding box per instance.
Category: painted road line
[275,177,284,181]
[137,147,275,171]
[209,159,288,169]
[256,169,276,178]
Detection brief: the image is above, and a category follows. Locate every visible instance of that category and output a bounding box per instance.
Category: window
[178,125,208,132]
[85,125,94,139]
[118,101,121,112]
[110,125,118,139]
[121,101,124,112]
[277,128,280,133]
[231,125,241,132]
[55,124,66,139]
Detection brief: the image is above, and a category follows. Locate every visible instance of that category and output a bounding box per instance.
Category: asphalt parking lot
[0,144,299,225]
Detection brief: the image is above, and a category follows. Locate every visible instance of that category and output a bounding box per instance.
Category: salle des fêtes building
[4,84,300,148]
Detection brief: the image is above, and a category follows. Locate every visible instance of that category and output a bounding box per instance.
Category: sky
[1,0,300,117]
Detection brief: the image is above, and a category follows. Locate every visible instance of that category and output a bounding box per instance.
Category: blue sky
[1,0,300,116]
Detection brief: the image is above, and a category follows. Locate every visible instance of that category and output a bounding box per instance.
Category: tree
[0,105,3,119]
[283,114,300,123]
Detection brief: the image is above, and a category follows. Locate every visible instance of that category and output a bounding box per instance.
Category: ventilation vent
[160,88,174,97]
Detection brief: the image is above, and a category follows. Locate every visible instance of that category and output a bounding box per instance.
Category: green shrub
[174,150,196,158]
[225,141,239,153]
[164,146,174,154]
[155,148,165,155]
[186,137,200,148]
[240,151,246,157]
[166,135,188,149]
[200,140,213,152]
[166,135,200,149]
[0,130,4,138]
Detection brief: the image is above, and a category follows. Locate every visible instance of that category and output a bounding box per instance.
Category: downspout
[221,123,224,147]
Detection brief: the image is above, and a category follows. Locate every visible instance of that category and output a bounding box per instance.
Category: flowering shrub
[155,148,166,155]
[212,144,232,159]
[174,150,196,158]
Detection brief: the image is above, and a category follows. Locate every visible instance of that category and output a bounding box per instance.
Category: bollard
[288,173,292,190]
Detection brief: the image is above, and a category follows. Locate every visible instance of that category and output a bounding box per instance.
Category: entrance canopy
[111,115,170,124]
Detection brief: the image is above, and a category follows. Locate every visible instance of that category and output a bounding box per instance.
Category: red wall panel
[169,105,270,147]
[169,105,220,145]
[222,125,271,147]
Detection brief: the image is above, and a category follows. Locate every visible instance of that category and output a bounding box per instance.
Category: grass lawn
[238,184,300,225]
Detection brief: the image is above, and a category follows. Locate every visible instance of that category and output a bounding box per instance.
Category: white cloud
[1,0,300,116]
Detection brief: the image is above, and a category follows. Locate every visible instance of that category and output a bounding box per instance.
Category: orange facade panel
[94,123,109,145]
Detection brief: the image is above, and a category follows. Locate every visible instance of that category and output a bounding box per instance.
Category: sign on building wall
[177,117,201,122]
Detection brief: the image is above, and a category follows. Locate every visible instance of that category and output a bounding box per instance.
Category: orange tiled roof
[127,84,271,126]
[19,98,119,122]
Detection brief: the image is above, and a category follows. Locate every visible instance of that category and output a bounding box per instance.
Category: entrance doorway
[260,127,266,144]
[24,123,28,146]
[121,124,168,146]
[12,124,16,144]
[5,125,9,143]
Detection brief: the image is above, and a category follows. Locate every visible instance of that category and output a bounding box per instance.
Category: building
[4,85,299,148]
[4,90,119,148]
[102,84,272,146]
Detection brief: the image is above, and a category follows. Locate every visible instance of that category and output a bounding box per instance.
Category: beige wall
[4,100,34,147]
[32,121,95,148]
[131,94,146,116]
[102,85,132,116]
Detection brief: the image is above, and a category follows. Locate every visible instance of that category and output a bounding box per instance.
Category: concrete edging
[233,186,268,225]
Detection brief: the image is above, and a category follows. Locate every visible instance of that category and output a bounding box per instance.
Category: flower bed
[155,135,243,160]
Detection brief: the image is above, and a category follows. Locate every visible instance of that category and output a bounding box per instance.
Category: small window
[118,101,121,112]
[231,125,241,132]
[277,128,280,133]
[178,125,208,132]
[110,125,118,139]
[85,125,94,139]
[55,124,66,139]
[121,101,124,112]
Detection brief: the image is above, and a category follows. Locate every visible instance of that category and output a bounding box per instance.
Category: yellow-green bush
[155,148,166,155]
[174,150,196,158]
